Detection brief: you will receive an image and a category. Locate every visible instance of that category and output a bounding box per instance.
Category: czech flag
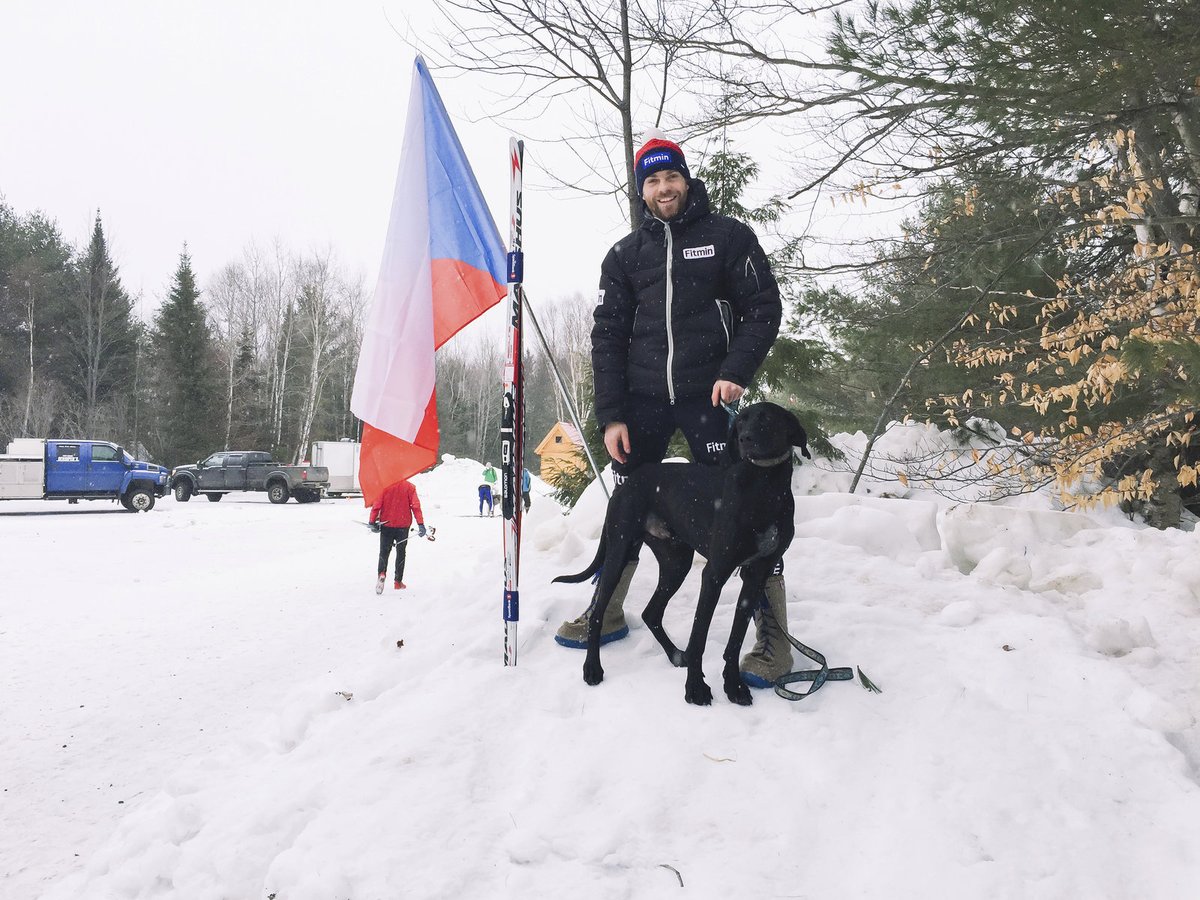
[351,57,507,505]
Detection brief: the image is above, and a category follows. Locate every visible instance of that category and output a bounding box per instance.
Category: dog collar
[747,450,793,468]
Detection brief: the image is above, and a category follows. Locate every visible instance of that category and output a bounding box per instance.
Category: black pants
[378,526,409,582]
[612,395,732,483]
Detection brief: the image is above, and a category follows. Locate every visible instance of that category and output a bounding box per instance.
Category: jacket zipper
[715,299,731,349]
[745,256,761,291]
[664,222,676,403]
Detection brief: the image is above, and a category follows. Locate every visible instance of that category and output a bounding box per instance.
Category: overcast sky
[1,1,903,334]
[0,0,622,327]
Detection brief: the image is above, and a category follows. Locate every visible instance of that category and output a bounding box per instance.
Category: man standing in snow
[554,130,793,688]
[369,477,426,592]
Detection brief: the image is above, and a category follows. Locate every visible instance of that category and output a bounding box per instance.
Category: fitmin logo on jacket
[640,151,674,169]
[683,245,715,260]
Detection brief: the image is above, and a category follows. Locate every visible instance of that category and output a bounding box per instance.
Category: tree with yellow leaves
[939,129,1200,527]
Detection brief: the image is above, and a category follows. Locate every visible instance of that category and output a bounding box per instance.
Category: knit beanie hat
[634,129,690,196]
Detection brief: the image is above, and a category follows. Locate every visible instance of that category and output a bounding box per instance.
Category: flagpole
[501,138,525,666]
[520,292,609,499]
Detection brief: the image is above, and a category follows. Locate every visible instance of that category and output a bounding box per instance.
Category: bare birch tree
[529,292,593,422]
[207,262,249,449]
[289,251,364,462]
[334,276,367,441]
[435,336,505,461]
[292,254,333,462]
[246,240,297,452]
[429,0,714,228]
[464,338,504,462]
[18,274,36,436]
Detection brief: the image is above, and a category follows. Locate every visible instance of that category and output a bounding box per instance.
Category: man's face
[643,169,689,220]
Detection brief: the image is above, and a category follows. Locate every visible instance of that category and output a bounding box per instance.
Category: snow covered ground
[2,438,1199,899]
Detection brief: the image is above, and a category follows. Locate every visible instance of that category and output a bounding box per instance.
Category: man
[480,462,498,516]
[369,477,426,592]
[554,129,793,688]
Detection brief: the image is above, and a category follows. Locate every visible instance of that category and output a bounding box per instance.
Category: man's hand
[417,524,427,538]
[711,380,745,407]
[604,422,631,464]
[369,521,381,533]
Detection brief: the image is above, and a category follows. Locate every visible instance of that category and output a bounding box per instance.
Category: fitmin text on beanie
[634,135,690,197]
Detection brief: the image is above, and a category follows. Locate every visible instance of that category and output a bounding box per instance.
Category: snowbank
[3,430,1198,899]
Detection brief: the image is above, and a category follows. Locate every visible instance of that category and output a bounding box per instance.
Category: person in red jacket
[369,478,426,591]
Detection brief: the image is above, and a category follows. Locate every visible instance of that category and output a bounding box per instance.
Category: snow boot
[375,573,386,595]
[394,580,406,590]
[740,574,793,688]
[554,560,637,648]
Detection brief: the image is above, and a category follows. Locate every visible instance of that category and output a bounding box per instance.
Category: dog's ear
[722,416,741,465]
[789,414,812,459]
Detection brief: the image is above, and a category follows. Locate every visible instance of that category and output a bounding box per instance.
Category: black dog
[554,402,811,705]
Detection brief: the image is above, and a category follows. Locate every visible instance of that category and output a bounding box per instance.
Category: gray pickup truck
[170,451,330,504]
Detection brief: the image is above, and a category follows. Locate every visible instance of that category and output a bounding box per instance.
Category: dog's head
[722,402,811,467]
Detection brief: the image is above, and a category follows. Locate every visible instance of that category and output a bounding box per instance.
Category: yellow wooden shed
[533,422,586,485]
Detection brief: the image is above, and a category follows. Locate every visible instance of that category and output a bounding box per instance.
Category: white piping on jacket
[664,222,676,404]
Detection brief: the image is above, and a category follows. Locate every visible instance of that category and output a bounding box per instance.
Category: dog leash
[773,633,881,701]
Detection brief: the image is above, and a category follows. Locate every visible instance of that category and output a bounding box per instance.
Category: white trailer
[310,440,361,497]
[0,440,45,500]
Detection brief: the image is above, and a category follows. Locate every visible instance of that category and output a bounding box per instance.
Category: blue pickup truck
[0,438,170,511]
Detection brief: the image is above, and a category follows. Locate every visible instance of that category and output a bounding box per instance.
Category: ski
[501,137,525,667]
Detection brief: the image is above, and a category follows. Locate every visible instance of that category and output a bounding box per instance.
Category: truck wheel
[174,482,192,502]
[267,482,290,504]
[205,493,223,502]
[124,488,155,512]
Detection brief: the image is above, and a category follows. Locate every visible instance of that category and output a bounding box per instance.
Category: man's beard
[647,192,686,220]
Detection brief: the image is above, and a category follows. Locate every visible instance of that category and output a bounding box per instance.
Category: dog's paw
[685,677,713,706]
[583,659,605,686]
[725,679,753,706]
[724,670,753,706]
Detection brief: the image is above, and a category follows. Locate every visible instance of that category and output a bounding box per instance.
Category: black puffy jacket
[591,179,781,427]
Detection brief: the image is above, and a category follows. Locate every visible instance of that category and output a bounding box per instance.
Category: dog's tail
[552,533,606,584]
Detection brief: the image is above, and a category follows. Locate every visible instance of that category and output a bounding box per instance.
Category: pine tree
[151,248,221,467]
[763,0,1200,520]
[695,143,841,453]
[0,201,76,443]
[61,212,140,436]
